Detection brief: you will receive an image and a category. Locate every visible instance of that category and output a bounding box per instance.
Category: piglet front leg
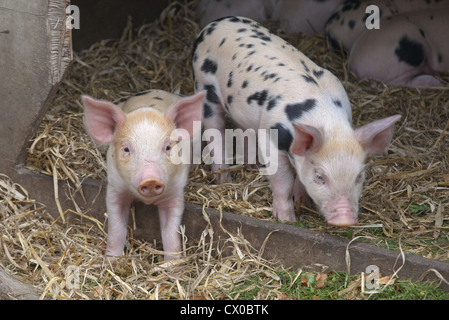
[105,187,133,260]
[157,196,185,260]
[269,153,296,222]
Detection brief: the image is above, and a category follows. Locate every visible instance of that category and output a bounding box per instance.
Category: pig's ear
[290,123,323,156]
[82,95,126,144]
[355,114,401,155]
[165,91,206,140]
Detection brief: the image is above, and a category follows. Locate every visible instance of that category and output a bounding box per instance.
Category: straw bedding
[1,172,291,299]
[1,0,448,299]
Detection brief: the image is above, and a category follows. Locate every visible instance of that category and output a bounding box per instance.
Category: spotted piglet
[193,16,401,226]
[83,90,205,260]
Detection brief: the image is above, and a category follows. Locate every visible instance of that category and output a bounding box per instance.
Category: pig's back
[119,90,181,114]
[193,16,352,130]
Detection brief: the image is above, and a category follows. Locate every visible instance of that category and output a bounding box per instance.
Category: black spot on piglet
[271,123,293,153]
[302,74,318,85]
[201,58,218,74]
[227,71,233,88]
[204,84,220,104]
[247,90,268,106]
[285,99,316,122]
[203,103,215,118]
[333,99,342,108]
[394,36,424,67]
[313,69,324,78]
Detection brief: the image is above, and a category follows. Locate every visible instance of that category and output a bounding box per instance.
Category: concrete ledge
[11,170,449,292]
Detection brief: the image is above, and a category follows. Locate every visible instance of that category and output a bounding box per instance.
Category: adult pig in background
[325,0,449,52]
[348,9,449,87]
[193,16,401,226]
[272,0,344,34]
[325,0,449,86]
[83,90,205,260]
[197,0,279,27]
[197,0,344,35]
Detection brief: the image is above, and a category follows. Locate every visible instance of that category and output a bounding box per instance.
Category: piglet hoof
[276,212,296,222]
[164,253,182,261]
[106,255,118,262]
[272,205,296,222]
[104,250,121,262]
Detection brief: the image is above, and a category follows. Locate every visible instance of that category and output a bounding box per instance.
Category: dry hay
[16,0,449,298]
[0,173,292,299]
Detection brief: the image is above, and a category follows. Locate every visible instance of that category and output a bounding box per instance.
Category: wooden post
[0,0,72,173]
[0,0,72,299]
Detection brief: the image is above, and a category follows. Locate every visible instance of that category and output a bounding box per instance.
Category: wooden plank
[0,0,72,173]
[0,0,72,299]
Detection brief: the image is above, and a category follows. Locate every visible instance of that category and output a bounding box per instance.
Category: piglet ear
[165,91,206,140]
[82,95,126,144]
[355,114,401,155]
[291,123,323,156]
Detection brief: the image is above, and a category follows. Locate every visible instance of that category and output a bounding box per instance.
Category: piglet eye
[164,141,173,155]
[314,171,325,185]
[121,144,132,157]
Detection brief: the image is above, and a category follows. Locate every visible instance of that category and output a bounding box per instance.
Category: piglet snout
[138,179,165,197]
[326,196,357,227]
[328,214,356,227]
